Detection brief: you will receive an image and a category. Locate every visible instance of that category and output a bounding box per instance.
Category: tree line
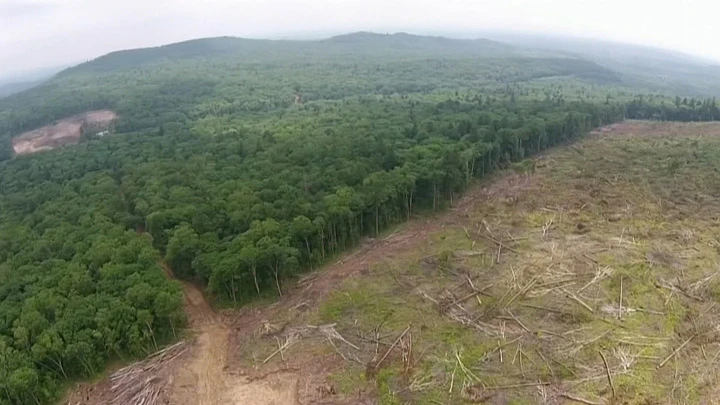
[625,96,720,121]
[158,99,624,303]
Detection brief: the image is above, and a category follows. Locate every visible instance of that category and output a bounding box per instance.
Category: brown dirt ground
[67,122,661,405]
[12,110,117,155]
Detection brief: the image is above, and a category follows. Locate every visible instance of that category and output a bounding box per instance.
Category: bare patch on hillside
[12,110,117,155]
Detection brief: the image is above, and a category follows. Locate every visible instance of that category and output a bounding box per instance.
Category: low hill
[324,31,519,55]
[483,32,720,96]
[0,80,44,98]
[0,64,72,98]
[59,37,273,74]
[65,32,520,75]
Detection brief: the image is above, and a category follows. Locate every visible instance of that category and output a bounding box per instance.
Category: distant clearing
[12,110,117,155]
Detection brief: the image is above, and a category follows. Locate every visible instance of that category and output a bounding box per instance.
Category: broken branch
[478,232,519,253]
[558,393,605,405]
[374,325,411,370]
[599,350,616,397]
[658,334,696,369]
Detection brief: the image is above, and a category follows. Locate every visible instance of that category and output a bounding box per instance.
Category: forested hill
[63,33,520,74]
[0,80,44,98]
[1,32,718,405]
[0,65,68,98]
[0,32,620,156]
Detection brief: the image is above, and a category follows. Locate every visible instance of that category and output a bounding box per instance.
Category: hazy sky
[1,0,719,78]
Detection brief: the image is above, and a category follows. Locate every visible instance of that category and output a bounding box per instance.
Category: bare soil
[12,110,117,155]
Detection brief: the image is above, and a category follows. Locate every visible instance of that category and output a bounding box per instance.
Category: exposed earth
[12,110,117,155]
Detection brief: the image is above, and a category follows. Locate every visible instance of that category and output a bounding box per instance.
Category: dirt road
[168,280,230,405]
[168,280,300,405]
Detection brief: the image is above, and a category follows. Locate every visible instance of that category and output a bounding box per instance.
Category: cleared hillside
[256,121,720,404]
[11,110,116,155]
[69,121,720,404]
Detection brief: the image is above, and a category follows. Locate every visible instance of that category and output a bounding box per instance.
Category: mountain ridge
[60,31,523,75]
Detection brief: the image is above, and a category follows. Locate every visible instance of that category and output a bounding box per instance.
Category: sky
[1,0,719,79]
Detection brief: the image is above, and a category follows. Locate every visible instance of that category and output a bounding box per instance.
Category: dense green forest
[0,33,716,404]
